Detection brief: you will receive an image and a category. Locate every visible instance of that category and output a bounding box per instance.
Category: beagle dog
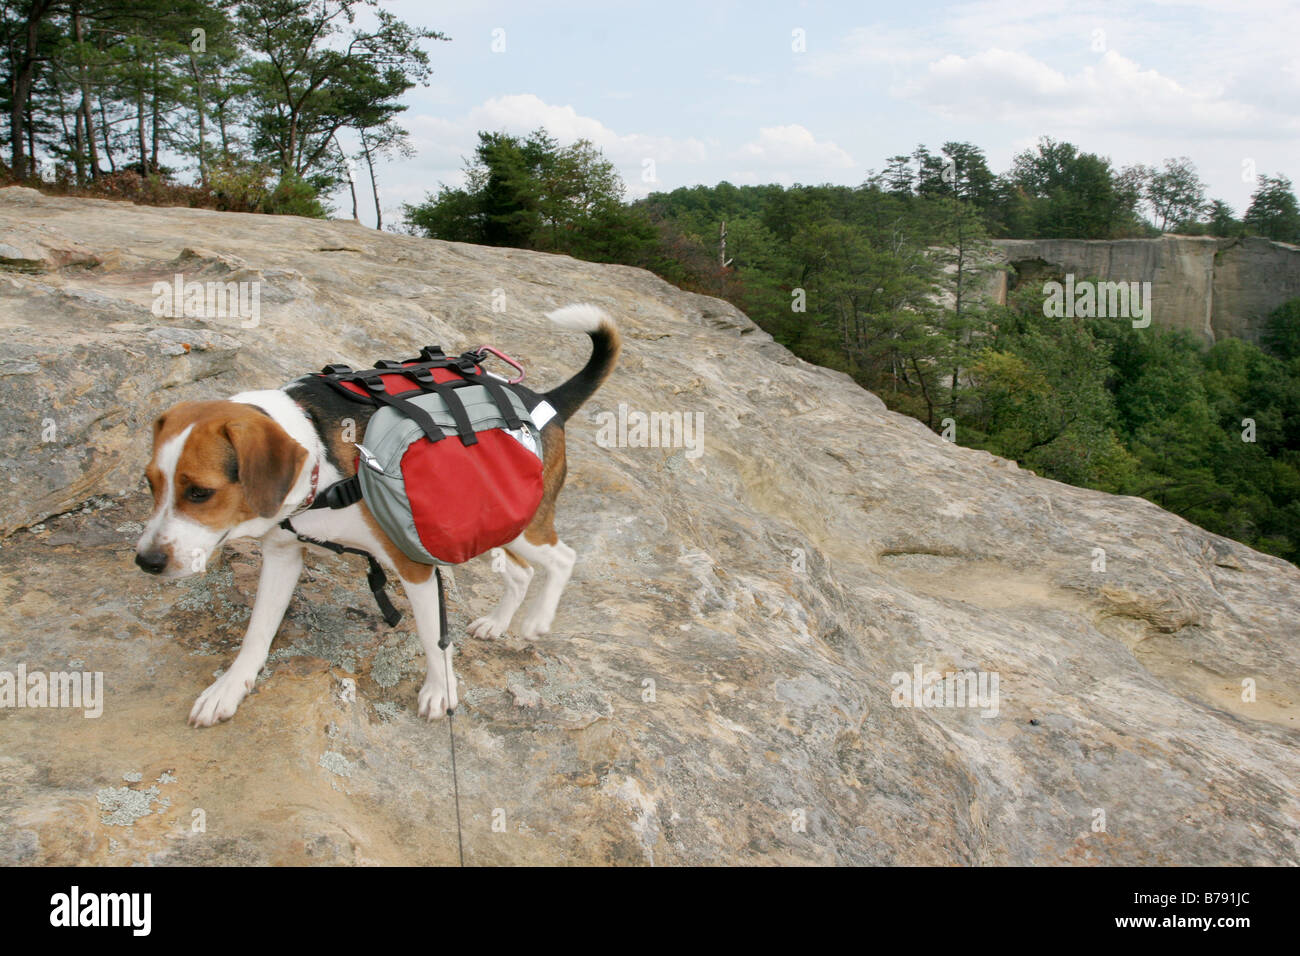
[135,305,620,727]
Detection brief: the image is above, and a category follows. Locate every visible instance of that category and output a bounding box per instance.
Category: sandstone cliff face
[1,187,1297,866]
[990,236,1300,344]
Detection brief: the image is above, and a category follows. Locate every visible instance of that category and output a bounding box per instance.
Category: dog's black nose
[135,550,168,574]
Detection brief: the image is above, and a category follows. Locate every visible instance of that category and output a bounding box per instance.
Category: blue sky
[337,0,1300,228]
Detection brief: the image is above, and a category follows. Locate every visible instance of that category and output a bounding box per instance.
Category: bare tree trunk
[912,355,935,430]
[360,130,381,229]
[98,97,116,172]
[10,65,32,176]
[25,103,36,175]
[336,135,358,220]
[80,95,100,178]
[72,97,86,184]
[215,98,230,159]
[149,60,160,173]
[951,216,965,415]
[136,91,147,171]
[287,111,299,176]
[73,9,100,182]
[10,0,54,178]
[189,56,207,186]
[54,85,76,178]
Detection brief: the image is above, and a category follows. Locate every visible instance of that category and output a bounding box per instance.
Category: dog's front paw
[467,615,509,640]
[417,674,459,720]
[189,669,255,727]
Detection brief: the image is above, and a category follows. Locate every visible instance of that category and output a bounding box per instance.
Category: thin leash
[283,344,541,869]
[437,567,465,867]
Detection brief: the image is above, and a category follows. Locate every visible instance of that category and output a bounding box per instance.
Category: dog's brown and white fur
[135,305,619,727]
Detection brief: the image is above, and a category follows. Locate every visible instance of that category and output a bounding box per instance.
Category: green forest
[1,0,443,223]
[3,1,1298,563]
[404,132,1300,565]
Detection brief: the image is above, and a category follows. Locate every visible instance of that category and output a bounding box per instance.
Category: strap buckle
[320,478,362,509]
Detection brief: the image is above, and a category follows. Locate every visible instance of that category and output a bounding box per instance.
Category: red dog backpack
[310,346,545,564]
[277,345,552,637]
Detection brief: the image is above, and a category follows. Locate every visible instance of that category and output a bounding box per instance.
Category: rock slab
[0,187,1296,865]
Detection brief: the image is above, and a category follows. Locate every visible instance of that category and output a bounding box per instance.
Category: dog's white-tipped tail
[541,304,621,421]
[546,303,610,333]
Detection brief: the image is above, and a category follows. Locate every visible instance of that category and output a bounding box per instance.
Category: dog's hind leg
[404,570,460,720]
[189,532,303,727]
[467,547,533,639]
[510,534,577,640]
[503,422,576,640]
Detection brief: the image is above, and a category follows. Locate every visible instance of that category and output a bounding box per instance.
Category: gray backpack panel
[356,384,541,564]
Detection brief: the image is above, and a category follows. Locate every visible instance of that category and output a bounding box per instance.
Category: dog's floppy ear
[223,415,307,518]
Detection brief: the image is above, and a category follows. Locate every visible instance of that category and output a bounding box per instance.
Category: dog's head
[135,400,307,578]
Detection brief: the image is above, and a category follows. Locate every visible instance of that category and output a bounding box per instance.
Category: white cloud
[799,25,944,77]
[397,93,710,204]
[735,125,855,171]
[898,49,1290,138]
[467,94,709,165]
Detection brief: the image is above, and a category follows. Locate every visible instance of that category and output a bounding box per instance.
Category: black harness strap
[364,379,450,444]
[410,371,478,446]
[315,348,529,447]
[279,517,403,628]
[474,372,526,432]
[436,567,449,650]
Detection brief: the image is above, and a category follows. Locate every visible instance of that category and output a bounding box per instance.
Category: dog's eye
[186,486,215,503]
